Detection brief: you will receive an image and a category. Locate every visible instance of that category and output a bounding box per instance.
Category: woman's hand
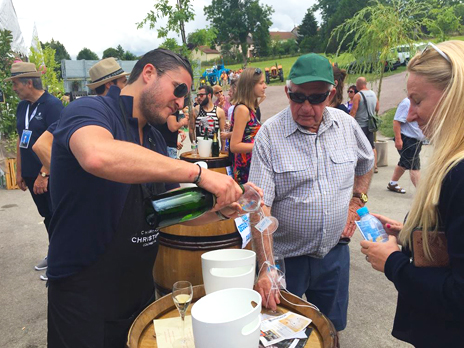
[360,236,400,273]
[371,213,403,237]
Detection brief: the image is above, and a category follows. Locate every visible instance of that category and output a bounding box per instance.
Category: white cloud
[13,0,317,59]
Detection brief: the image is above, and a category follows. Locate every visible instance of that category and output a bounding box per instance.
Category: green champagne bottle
[212,130,220,157]
[145,187,216,228]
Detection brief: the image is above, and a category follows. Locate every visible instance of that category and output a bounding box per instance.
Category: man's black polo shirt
[16,91,63,177]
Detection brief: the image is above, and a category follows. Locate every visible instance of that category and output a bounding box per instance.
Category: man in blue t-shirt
[5,62,63,275]
[387,98,425,194]
[47,49,245,348]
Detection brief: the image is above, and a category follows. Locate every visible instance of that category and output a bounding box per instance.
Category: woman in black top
[361,41,464,347]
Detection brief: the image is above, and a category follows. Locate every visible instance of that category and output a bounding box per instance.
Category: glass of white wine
[172,280,194,348]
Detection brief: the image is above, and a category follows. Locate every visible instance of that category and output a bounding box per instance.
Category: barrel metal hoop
[158,232,242,251]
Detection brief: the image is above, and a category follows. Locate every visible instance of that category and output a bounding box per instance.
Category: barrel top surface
[127,286,337,348]
[181,151,229,161]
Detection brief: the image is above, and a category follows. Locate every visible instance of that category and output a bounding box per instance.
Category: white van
[393,42,427,65]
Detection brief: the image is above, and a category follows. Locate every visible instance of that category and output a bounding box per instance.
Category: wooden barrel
[153,151,245,296]
[180,151,233,175]
[127,285,339,348]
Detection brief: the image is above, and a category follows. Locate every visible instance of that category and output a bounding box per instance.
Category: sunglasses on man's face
[158,68,189,98]
[197,93,207,97]
[348,90,354,94]
[288,91,330,105]
[214,90,223,95]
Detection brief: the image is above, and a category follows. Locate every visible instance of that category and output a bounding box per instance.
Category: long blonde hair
[400,40,464,259]
[232,68,262,110]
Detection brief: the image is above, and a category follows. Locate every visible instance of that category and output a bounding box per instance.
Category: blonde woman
[361,41,464,346]
[230,68,266,184]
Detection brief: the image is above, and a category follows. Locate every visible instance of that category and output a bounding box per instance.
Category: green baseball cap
[289,53,335,86]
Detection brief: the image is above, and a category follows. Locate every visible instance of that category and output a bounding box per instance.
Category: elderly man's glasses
[288,91,330,105]
[214,90,223,95]
[421,42,451,63]
[158,68,189,98]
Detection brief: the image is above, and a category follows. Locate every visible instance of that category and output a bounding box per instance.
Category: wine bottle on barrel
[145,187,216,228]
[212,130,220,157]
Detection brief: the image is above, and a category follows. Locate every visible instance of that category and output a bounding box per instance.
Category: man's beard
[200,96,209,107]
[139,81,169,125]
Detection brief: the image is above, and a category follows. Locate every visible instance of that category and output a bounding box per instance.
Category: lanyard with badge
[19,103,40,149]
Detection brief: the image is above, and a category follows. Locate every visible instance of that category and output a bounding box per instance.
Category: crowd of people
[6,41,464,347]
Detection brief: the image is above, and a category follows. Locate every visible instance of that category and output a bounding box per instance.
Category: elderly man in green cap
[249,54,374,332]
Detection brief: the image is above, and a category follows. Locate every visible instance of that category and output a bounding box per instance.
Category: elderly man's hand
[341,199,363,238]
[254,271,280,310]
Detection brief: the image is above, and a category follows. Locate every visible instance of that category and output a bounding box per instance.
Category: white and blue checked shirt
[249,106,374,259]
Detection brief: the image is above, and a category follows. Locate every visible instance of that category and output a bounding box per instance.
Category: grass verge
[378,108,396,138]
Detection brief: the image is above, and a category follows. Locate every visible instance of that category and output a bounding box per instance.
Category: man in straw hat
[87,57,129,96]
[32,58,130,176]
[45,48,248,347]
[5,62,64,277]
[249,53,374,332]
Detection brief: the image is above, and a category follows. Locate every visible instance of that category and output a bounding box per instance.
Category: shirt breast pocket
[273,159,312,197]
[330,151,356,190]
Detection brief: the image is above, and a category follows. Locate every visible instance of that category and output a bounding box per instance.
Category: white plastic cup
[198,138,213,157]
[201,249,256,294]
[191,288,262,348]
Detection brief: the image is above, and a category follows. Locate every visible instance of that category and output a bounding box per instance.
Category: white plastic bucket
[198,138,212,157]
[201,249,256,294]
[191,288,262,348]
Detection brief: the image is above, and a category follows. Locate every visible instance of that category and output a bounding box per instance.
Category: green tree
[77,48,99,60]
[30,42,65,97]
[282,39,299,55]
[116,45,124,58]
[204,0,274,67]
[41,39,70,62]
[313,0,370,52]
[252,21,272,57]
[123,51,138,60]
[426,7,461,41]
[330,0,429,102]
[41,39,70,79]
[454,3,464,26]
[159,38,183,52]
[0,29,19,150]
[102,47,120,59]
[297,9,318,45]
[138,0,195,47]
[187,27,218,48]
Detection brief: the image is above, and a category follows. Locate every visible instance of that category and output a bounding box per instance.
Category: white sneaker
[40,274,48,281]
[35,257,48,271]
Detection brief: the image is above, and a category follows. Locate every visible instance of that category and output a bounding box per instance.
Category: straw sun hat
[87,58,129,89]
[4,62,42,82]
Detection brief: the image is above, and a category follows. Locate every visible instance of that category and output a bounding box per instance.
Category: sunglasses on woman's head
[288,91,330,105]
[254,68,262,75]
